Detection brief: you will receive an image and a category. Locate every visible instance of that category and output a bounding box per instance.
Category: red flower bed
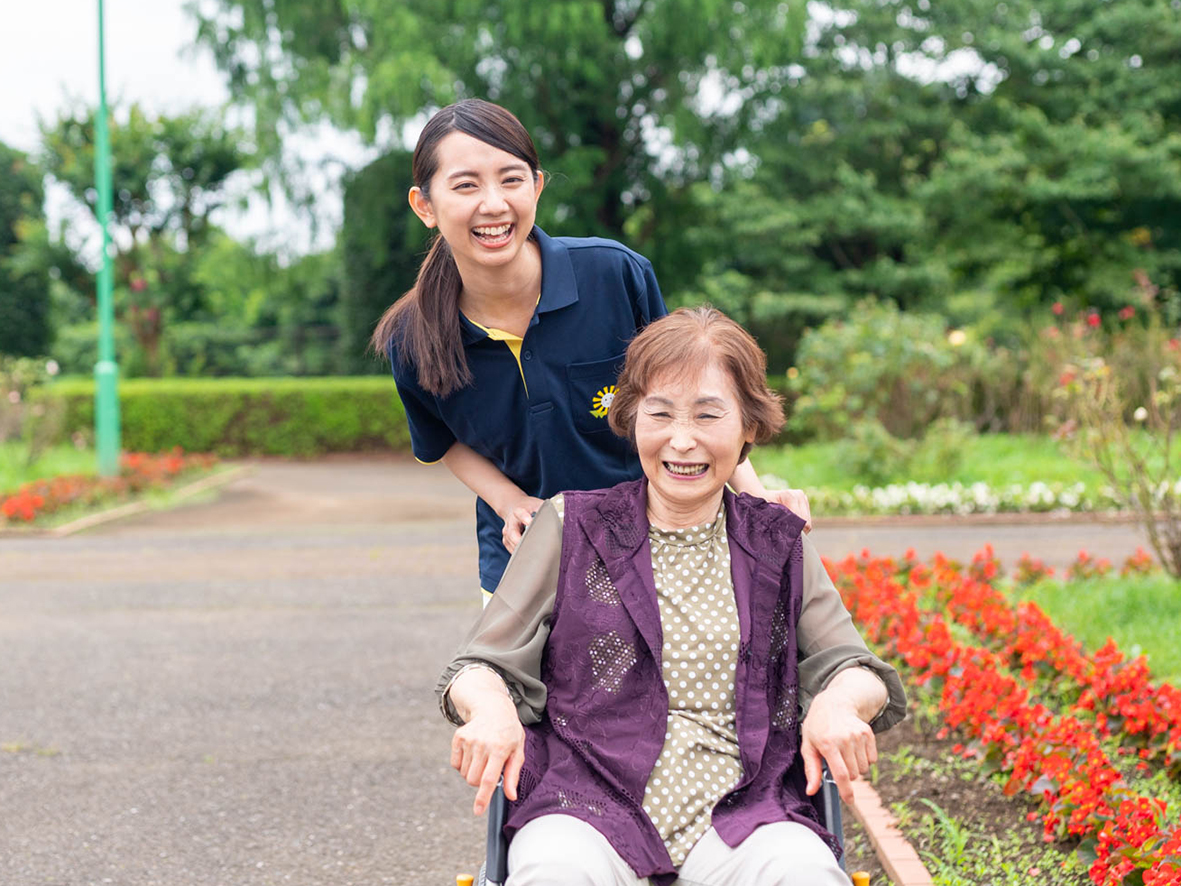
[828,548,1180,886]
[0,449,217,525]
[924,546,1181,776]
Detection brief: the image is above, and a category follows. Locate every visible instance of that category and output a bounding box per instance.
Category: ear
[534,170,546,201]
[408,187,436,228]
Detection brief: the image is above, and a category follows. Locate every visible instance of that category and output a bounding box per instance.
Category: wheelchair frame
[477,766,846,886]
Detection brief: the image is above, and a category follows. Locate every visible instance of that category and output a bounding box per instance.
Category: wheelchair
[466,764,865,886]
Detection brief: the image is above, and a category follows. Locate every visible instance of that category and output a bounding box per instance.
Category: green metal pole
[94,0,121,476]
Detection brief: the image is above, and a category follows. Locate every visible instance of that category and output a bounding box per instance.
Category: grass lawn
[755,433,1108,492]
[0,442,99,493]
[1013,573,1181,685]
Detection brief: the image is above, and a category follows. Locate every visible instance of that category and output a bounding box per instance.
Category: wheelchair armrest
[485,783,510,883]
[821,763,846,872]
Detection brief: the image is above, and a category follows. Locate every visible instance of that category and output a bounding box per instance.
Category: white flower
[1133,406,1148,422]
[948,329,967,346]
[7,390,19,404]
[45,359,60,377]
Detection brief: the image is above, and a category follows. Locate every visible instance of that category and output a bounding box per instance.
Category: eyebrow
[446,164,531,182]
[642,396,728,407]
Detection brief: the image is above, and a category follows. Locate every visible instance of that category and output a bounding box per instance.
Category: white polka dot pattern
[639,505,744,867]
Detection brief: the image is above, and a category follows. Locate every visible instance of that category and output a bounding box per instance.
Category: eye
[452,181,477,191]
[697,413,721,422]
[503,176,525,185]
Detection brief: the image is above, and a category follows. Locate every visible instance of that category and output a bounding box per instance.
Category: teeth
[474,224,511,236]
[665,463,706,476]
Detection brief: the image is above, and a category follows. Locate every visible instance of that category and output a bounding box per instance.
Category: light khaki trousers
[506,813,851,886]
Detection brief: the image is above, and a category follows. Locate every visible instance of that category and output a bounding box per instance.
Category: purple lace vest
[506,478,838,884]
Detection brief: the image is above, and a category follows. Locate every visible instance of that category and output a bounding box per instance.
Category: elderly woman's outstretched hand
[448,666,526,815]
[799,667,886,803]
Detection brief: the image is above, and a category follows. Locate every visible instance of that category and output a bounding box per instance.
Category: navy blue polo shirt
[391,226,667,591]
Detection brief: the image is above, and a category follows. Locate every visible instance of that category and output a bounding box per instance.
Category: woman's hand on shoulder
[501,494,546,553]
[449,668,527,815]
[762,488,812,533]
[800,682,878,803]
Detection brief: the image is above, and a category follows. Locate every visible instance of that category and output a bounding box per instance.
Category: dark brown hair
[371,100,541,396]
[608,306,785,462]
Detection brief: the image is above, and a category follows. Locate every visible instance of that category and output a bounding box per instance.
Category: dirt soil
[868,714,1091,885]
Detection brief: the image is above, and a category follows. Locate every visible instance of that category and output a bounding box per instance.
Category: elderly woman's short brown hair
[608,306,785,461]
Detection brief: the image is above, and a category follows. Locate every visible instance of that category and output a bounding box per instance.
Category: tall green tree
[339,149,429,373]
[40,103,252,373]
[0,143,52,357]
[192,0,806,262]
[681,0,1181,362]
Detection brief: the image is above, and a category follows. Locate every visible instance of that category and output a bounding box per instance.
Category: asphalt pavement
[0,456,1152,886]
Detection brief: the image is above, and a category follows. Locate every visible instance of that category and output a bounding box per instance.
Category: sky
[0,0,367,255]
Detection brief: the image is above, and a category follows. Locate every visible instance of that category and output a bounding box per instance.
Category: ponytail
[371,234,471,397]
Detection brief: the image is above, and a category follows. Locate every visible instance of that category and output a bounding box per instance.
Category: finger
[823,745,853,803]
[473,753,506,816]
[503,521,524,553]
[451,733,467,772]
[454,733,473,779]
[503,745,525,802]
[801,740,822,796]
[837,746,860,802]
[465,744,489,788]
[866,733,879,767]
[793,494,813,532]
[854,733,872,776]
[517,507,534,528]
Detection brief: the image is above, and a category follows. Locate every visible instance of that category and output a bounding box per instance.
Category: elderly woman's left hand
[800,669,884,803]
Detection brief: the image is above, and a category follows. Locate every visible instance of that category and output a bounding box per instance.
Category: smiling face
[408,131,544,276]
[635,360,755,529]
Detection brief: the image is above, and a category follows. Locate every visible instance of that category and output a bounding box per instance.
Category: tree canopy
[0,142,51,357]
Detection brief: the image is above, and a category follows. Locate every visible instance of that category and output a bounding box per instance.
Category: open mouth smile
[472,223,515,247]
[664,462,707,477]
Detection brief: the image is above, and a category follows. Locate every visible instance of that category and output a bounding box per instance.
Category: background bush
[46,377,409,456]
[788,300,992,440]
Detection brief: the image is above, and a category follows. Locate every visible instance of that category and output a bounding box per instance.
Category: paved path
[0,457,1152,886]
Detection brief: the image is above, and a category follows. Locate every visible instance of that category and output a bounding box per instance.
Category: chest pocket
[566,354,626,434]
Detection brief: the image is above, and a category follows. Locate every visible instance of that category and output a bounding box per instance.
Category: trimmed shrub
[47,376,410,456]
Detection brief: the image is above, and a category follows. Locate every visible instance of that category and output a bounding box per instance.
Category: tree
[0,142,52,357]
[339,149,429,374]
[674,0,1181,363]
[40,103,252,373]
[192,0,807,254]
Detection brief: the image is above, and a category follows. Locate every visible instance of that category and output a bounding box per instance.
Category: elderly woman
[438,307,906,886]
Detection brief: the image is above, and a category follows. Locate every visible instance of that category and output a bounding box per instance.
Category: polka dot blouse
[641,504,744,866]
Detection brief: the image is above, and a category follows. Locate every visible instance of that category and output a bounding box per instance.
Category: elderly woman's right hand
[448,667,526,815]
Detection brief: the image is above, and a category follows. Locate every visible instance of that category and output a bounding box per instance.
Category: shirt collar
[459,225,578,345]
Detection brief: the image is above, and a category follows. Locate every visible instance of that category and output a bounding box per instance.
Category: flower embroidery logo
[590,385,617,418]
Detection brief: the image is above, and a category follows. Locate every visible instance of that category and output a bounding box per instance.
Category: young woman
[374,99,809,596]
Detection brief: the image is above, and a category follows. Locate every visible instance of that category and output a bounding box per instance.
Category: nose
[480,185,509,214]
[669,420,697,452]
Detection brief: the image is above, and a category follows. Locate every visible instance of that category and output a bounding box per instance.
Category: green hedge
[48,376,410,456]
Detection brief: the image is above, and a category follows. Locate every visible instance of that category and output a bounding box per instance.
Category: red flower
[1119,306,1136,320]
[1087,312,1101,328]
[1052,302,1065,315]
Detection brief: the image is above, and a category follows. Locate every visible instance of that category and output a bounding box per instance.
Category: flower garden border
[1,464,250,537]
[848,779,935,886]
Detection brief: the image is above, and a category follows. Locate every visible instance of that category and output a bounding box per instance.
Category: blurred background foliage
[2,0,1179,434]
